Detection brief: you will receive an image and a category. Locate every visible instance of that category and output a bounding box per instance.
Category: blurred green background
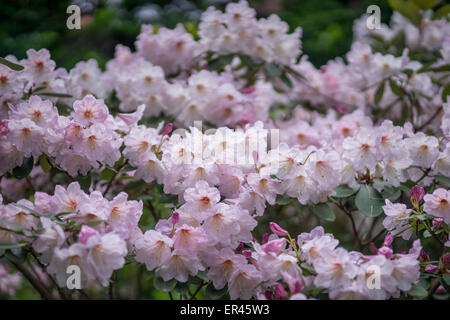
[0,0,392,69]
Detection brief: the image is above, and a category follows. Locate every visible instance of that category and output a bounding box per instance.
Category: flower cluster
[0,183,141,288]
[0,0,449,301]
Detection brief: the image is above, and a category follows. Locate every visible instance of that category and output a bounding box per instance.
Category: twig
[10,260,54,300]
[103,161,128,197]
[415,106,443,131]
[190,282,207,300]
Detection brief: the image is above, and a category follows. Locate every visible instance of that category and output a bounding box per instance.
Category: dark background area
[0,0,392,69]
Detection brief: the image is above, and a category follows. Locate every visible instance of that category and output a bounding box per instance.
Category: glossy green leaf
[205,283,227,299]
[13,157,34,180]
[0,242,27,250]
[408,284,428,298]
[433,4,450,19]
[311,203,336,222]
[153,274,177,293]
[0,57,24,71]
[39,155,52,172]
[442,83,450,103]
[374,81,385,105]
[333,185,360,198]
[355,185,384,217]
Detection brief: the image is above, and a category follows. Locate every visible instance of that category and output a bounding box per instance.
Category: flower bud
[78,225,99,244]
[242,86,256,94]
[0,120,9,136]
[242,250,252,258]
[261,232,269,244]
[369,242,378,254]
[262,238,285,255]
[378,246,393,259]
[163,123,173,136]
[432,217,443,226]
[424,265,438,273]
[171,211,180,225]
[441,253,450,265]
[236,242,244,253]
[410,185,424,203]
[420,249,429,262]
[269,222,288,237]
[436,285,447,294]
[274,283,288,300]
[383,234,393,247]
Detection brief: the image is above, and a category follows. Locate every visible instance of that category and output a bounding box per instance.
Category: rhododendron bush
[1,1,450,301]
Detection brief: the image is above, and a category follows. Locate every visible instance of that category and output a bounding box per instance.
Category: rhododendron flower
[424,189,450,224]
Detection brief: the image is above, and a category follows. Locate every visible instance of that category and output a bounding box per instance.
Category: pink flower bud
[420,249,429,262]
[269,222,288,237]
[410,185,424,203]
[293,281,302,294]
[261,232,269,244]
[335,104,347,114]
[163,123,173,136]
[171,211,180,225]
[432,217,443,226]
[0,120,9,136]
[78,225,99,244]
[236,242,244,253]
[262,238,285,255]
[436,285,447,294]
[441,253,450,265]
[242,86,256,94]
[274,283,288,300]
[383,234,393,247]
[242,250,252,258]
[369,242,378,254]
[378,246,393,259]
[265,290,274,300]
[424,265,439,273]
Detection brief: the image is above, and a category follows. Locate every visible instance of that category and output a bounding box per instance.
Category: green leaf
[276,194,292,205]
[428,65,450,73]
[13,157,34,180]
[4,249,27,264]
[355,185,384,217]
[443,274,450,286]
[264,63,282,78]
[208,55,233,71]
[434,174,450,186]
[408,284,428,298]
[388,0,422,25]
[83,220,103,227]
[333,185,360,198]
[205,283,227,299]
[39,155,52,173]
[442,83,450,103]
[12,204,42,218]
[374,81,385,105]
[174,282,189,295]
[76,173,91,193]
[389,79,404,96]
[280,73,293,88]
[153,274,177,293]
[0,242,27,250]
[433,4,450,19]
[0,57,24,71]
[412,0,436,10]
[39,92,73,98]
[101,167,116,181]
[311,203,336,222]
